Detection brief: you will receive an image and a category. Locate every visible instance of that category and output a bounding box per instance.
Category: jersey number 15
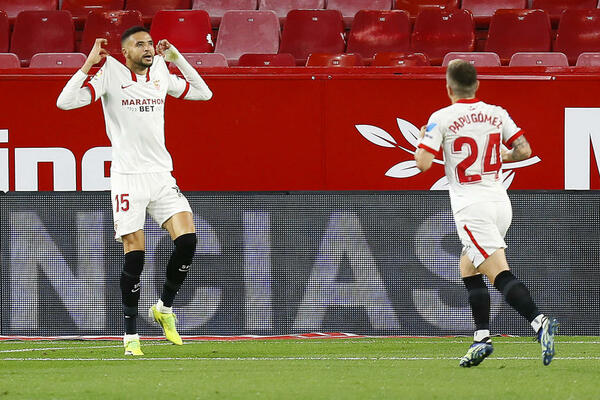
[453,133,501,184]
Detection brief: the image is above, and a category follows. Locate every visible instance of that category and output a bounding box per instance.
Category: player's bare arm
[415,125,436,172]
[502,135,532,162]
[81,38,109,74]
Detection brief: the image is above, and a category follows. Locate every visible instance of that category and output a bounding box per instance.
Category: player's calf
[160,233,197,307]
[120,250,144,334]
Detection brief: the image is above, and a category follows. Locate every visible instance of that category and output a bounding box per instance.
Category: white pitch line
[0,342,173,354]
[2,356,600,362]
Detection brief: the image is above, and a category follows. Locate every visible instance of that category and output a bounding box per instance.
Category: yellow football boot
[149,305,183,345]
[123,335,144,356]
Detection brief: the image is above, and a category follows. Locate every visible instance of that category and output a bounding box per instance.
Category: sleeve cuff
[418,143,442,158]
[505,130,524,148]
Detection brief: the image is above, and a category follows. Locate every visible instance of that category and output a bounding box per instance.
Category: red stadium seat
[238,53,296,66]
[372,52,430,66]
[575,52,600,66]
[410,8,475,66]
[326,0,392,28]
[508,52,568,66]
[80,10,143,59]
[306,53,364,66]
[0,53,20,68]
[485,9,551,65]
[279,9,345,65]
[531,0,597,27]
[461,0,526,28]
[125,0,191,25]
[29,52,87,68]
[150,10,213,54]
[10,11,75,66]
[0,0,58,21]
[346,10,410,60]
[258,0,324,23]
[61,0,125,29]
[394,0,459,19]
[168,53,228,71]
[192,0,257,27]
[215,10,279,65]
[442,52,501,66]
[0,11,8,52]
[554,9,600,65]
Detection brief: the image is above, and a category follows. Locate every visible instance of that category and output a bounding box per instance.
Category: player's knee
[174,233,196,265]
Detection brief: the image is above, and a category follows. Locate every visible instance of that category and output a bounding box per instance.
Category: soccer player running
[415,60,558,367]
[57,27,212,355]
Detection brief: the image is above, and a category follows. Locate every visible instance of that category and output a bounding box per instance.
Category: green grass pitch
[1,337,598,399]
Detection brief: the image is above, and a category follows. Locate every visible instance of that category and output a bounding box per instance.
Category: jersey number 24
[453,133,501,184]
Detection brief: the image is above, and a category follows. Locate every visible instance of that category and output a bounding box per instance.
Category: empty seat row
[1,0,600,28]
[5,50,600,69]
[3,8,600,66]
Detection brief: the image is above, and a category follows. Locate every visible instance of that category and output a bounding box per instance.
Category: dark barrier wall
[1,191,599,336]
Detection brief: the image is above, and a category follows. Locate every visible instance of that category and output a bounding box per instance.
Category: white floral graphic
[356,119,541,190]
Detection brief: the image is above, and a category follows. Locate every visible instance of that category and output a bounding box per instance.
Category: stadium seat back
[0,0,58,20]
[442,52,501,66]
[394,0,459,18]
[554,9,600,65]
[575,52,600,66]
[0,53,20,68]
[461,0,526,28]
[80,10,143,57]
[238,53,296,66]
[168,53,228,71]
[410,8,475,65]
[531,0,597,25]
[192,0,257,26]
[306,53,364,66]
[372,52,430,66]
[346,10,410,59]
[326,0,392,27]
[61,0,125,19]
[29,52,87,68]
[258,0,325,20]
[10,10,75,66]
[215,10,279,64]
[126,0,191,23]
[150,10,213,53]
[0,11,8,52]
[485,9,551,65]
[508,52,568,66]
[279,9,345,65]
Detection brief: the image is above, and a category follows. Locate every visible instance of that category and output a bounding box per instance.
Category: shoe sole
[459,345,493,368]
[542,318,559,366]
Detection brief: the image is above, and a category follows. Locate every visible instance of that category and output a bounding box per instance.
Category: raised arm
[56,38,108,110]
[157,39,212,101]
[502,135,532,162]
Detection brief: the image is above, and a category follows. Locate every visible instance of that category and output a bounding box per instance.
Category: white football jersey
[85,55,191,174]
[419,98,524,213]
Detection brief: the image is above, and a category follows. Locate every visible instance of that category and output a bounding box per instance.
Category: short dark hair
[446,60,478,97]
[121,26,150,44]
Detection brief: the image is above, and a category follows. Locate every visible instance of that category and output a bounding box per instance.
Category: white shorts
[454,200,512,268]
[110,171,192,242]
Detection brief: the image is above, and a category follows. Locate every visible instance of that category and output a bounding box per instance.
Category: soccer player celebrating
[57,27,212,355]
[415,60,558,367]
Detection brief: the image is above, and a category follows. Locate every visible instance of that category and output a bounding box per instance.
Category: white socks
[474,329,491,342]
[123,333,139,344]
[156,299,173,314]
[531,314,545,333]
